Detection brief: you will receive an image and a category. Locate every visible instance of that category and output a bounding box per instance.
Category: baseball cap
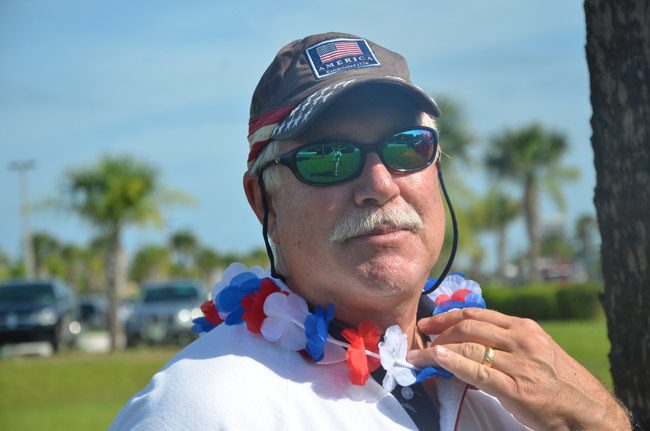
[247,32,441,164]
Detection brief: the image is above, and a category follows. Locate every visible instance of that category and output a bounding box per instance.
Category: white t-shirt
[110,323,529,431]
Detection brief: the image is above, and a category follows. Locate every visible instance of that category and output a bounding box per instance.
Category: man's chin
[352,256,426,293]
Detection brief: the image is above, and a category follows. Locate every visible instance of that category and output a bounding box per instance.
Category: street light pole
[9,160,36,278]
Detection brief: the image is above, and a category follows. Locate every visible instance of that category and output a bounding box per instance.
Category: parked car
[77,294,109,330]
[0,279,78,351]
[125,280,206,347]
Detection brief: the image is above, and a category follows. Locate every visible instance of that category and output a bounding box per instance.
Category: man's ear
[243,172,279,244]
[243,172,265,224]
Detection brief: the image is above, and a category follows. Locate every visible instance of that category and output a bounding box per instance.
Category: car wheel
[49,325,62,352]
[126,334,139,348]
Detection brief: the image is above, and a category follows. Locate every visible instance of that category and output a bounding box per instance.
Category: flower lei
[192,263,486,392]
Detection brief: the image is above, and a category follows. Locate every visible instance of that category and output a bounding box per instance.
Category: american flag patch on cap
[306,38,380,79]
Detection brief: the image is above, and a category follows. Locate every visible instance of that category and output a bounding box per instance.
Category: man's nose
[352,152,400,207]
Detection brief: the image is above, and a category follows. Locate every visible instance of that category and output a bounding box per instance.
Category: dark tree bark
[585,0,650,427]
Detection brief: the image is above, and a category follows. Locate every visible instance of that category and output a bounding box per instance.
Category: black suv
[0,280,77,351]
[125,280,206,347]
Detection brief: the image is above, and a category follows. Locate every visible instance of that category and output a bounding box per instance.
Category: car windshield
[0,283,55,304]
[142,285,199,303]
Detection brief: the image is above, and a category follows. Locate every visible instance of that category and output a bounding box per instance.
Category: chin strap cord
[422,161,458,295]
[258,174,287,282]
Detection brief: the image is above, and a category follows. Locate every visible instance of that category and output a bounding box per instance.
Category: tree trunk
[497,226,507,283]
[523,176,540,282]
[585,0,650,427]
[106,227,125,352]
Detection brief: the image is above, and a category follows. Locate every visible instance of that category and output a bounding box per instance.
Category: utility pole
[9,160,36,278]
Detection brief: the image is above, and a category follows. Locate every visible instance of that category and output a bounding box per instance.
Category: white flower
[427,274,482,304]
[378,325,417,392]
[211,262,266,300]
[261,292,309,350]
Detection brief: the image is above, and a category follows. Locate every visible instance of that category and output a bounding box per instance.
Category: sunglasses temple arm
[258,174,287,283]
[422,162,459,295]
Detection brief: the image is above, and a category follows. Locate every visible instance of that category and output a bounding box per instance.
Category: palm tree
[195,246,224,289]
[434,95,477,165]
[586,0,650,423]
[60,244,87,292]
[32,231,61,278]
[169,230,198,274]
[430,96,485,271]
[485,123,578,281]
[85,234,110,294]
[574,214,597,259]
[0,248,11,279]
[572,213,600,282]
[470,186,521,283]
[65,155,186,350]
[130,244,171,283]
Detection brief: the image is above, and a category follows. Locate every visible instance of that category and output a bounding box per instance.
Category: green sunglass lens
[383,130,436,169]
[295,143,361,184]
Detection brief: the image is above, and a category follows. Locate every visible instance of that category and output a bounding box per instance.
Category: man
[110,32,631,430]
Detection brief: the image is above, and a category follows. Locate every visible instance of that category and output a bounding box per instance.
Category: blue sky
[0,1,592,266]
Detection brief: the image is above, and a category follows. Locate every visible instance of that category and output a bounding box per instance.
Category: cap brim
[270,76,441,141]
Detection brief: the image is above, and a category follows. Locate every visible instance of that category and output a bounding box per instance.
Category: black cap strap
[257,174,287,282]
[422,162,458,295]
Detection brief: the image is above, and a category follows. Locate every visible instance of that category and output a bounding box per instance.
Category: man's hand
[407,308,630,431]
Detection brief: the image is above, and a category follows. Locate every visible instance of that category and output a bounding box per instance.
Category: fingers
[423,345,515,398]
[424,314,515,352]
[418,307,514,335]
[408,342,483,367]
[408,342,519,375]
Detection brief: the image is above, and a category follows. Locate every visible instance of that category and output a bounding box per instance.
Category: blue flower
[423,278,438,292]
[463,292,486,309]
[216,272,264,325]
[415,366,453,382]
[191,317,216,334]
[304,303,335,362]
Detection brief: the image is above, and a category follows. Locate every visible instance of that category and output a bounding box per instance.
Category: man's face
[265,86,446,324]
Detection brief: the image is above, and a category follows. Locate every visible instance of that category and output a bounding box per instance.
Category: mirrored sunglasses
[260,126,439,186]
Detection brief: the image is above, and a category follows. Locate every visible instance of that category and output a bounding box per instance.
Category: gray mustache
[329,204,424,244]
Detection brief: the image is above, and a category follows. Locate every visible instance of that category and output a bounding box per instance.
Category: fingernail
[434,345,448,359]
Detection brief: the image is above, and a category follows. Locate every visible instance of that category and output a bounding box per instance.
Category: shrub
[556,284,603,319]
[482,283,603,321]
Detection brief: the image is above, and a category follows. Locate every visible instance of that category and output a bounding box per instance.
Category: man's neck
[325,293,424,349]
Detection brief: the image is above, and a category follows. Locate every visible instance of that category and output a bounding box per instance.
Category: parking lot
[1,330,112,357]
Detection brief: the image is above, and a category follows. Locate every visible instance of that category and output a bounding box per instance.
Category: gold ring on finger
[482,346,495,368]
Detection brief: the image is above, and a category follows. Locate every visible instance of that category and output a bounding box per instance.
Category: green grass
[541,319,612,388]
[0,348,177,431]
[0,320,612,430]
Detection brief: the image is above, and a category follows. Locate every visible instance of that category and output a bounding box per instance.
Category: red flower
[341,320,381,385]
[434,289,473,306]
[241,278,284,334]
[201,300,224,326]
[434,294,451,306]
[451,288,473,302]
